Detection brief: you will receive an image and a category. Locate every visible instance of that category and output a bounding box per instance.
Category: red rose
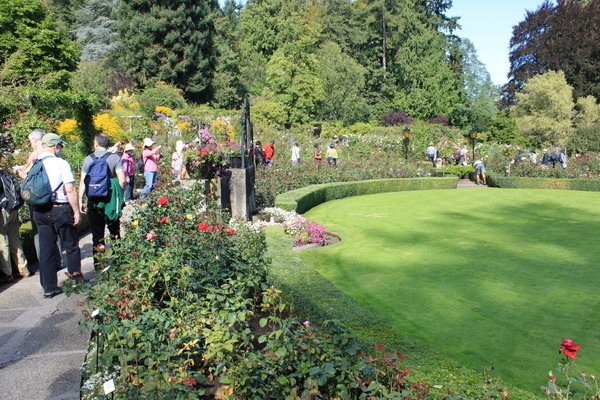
[226,229,236,235]
[157,197,169,206]
[197,222,211,232]
[559,338,581,359]
[159,216,169,224]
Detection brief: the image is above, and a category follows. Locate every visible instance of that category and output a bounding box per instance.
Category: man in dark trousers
[32,133,82,298]
[78,133,125,265]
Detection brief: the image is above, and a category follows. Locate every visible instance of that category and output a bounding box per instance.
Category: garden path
[0,232,95,400]
[457,178,487,189]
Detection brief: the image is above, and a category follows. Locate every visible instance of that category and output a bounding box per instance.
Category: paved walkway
[0,232,94,400]
[457,178,488,189]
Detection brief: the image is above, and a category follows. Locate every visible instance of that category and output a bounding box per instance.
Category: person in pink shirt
[140,138,162,199]
[121,143,137,201]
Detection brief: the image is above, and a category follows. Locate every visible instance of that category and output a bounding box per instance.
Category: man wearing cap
[34,133,82,298]
[79,133,125,263]
[140,137,161,199]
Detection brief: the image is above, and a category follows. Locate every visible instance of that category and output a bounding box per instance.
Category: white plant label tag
[103,379,115,394]
[102,266,110,273]
[91,309,100,318]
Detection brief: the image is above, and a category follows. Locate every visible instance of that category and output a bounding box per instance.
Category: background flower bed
[74,183,434,399]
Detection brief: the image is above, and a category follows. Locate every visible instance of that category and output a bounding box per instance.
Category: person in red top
[263,140,275,166]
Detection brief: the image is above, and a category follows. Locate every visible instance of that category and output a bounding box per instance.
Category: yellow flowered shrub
[93,113,124,142]
[155,106,175,117]
[176,121,191,133]
[110,89,137,111]
[57,119,77,135]
[210,117,235,140]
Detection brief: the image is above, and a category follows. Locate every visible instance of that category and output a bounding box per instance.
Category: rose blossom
[197,222,211,232]
[559,338,581,359]
[157,197,169,206]
[145,231,158,240]
[226,229,236,235]
[303,320,310,327]
[159,216,169,224]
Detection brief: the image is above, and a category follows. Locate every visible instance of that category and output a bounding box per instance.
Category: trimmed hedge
[275,177,458,213]
[487,173,600,191]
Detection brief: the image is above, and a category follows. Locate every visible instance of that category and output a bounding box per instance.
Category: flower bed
[74,183,430,399]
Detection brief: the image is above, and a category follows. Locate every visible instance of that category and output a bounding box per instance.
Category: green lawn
[300,188,600,393]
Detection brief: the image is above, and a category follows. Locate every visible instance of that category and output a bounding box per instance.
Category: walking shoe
[65,271,85,283]
[43,288,63,298]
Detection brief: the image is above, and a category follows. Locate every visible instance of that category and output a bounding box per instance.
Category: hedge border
[274,177,459,214]
[487,173,600,191]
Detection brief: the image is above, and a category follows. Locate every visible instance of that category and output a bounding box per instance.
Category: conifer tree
[115,0,218,102]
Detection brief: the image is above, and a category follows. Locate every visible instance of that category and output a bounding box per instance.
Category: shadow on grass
[300,193,600,393]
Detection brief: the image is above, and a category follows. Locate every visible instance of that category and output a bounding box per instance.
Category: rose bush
[75,183,430,399]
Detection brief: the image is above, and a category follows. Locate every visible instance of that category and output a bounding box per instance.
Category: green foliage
[264,16,324,126]
[435,164,476,177]
[315,41,369,124]
[69,61,112,107]
[75,0,117,61]
[137,83,187,118]
[571,124,600,153]
[487,173,600,192]
[506,0,600,103]
[510,71,575,148]
[487,113,526,145]
[114,0,218,102]
[275,177,458,213]
[0,1,80,85]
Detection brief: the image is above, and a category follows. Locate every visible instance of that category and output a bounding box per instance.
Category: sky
[449,0,545,85]
[220,0,546,86]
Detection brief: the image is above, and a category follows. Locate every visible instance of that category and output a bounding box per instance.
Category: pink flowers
[303,320,310,327]
[559,338,581,359]
[145,231,158,241]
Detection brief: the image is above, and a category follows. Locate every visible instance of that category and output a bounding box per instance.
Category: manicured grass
[299,188,600,393]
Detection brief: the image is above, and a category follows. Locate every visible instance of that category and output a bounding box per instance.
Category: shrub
[75,183,434,399]
[382,110,415,127]
[427,115,451,126]
[138,82,187,118]
[275,177,459,213]
[487,173,600,191]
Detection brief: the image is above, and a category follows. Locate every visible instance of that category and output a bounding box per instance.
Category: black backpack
[0,169,24,212]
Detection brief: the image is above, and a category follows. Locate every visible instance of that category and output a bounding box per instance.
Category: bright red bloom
[159,216,169,224]
[559,338,581,359]
[226,229,236,235]
[197,222,211,232]
[157,197,169,206]
[200,148,209,156]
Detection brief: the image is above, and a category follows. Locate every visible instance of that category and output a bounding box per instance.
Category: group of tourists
[0,129,168,298]
[250,140,339,167]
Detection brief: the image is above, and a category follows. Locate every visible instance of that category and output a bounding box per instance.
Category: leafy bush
[487,173,600,191]
[275,177,458,213]
[138,82,187,118]
[435,164,476,177]
[427,115,451,126]
[256,155,427,208]
[382,110,414,126]
[75,183,432,399]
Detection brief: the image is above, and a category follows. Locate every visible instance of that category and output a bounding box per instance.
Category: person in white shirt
[32,133,82,298]
[291,142,300,165]
[426,142,437,166]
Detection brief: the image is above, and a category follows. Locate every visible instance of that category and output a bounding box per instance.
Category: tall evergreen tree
[212,0,245,109]
[115,0,218,102]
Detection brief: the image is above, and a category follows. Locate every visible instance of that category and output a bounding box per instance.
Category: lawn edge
[265,226,540,399]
